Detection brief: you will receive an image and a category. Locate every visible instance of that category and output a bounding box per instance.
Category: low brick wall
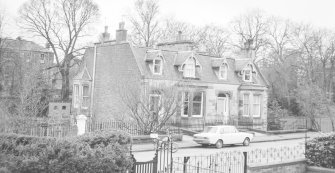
[248,159,306,173]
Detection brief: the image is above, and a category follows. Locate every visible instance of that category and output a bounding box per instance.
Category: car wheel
[215,140,223,149]
[243,138,250,146]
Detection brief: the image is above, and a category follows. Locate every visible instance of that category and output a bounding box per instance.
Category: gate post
[153,150,158,173]
[243,152,248,173]
[183,157,190,173]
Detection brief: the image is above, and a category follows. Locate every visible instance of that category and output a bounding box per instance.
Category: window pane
[83,85,89,96]
[244,70,251,81]
[192,103,201,115]
[154,59,161,74]
[193,92,202,102]
[253,95,261,116]
[183,58,196,77]
[150,95,160,111]
[183,92,189,116]
[183,103,189,115]
[192,92,203,116]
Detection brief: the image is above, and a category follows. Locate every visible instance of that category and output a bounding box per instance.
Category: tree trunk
[60,65,70,101]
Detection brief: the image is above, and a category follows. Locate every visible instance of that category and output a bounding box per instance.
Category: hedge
[306,133,335,169]
[0,130,133,173]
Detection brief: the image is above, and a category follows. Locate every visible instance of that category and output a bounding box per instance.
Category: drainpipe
[90,45,97,118]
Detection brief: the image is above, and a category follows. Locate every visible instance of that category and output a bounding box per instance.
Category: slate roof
[131,46,262,85]
[81,42,268,87]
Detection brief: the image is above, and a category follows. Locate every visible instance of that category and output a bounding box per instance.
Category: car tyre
[215,140,223,149]
[243,138,250,146]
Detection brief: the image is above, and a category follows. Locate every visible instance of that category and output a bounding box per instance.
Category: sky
[1,0,335,45]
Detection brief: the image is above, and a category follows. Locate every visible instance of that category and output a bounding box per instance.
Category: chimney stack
[116,21,127,44]
[101,26,110,43]
[243,39,255,60]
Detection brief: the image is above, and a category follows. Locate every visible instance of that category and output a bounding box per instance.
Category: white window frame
[82,85,90,109]
[253,95,261,117]
[181,92,189,117]
[40,54,45,64]
[243,94,250,116]
[73,84,79,108]
[192,92,203,117]
[153,59,163,75]
[243,65,252,82]
[183,57,196,78]
[219,63,228,80]
[149,94,161,112]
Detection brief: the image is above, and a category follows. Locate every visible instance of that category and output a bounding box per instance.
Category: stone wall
[248,159,306,173]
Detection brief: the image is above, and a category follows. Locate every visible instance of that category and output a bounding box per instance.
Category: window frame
[242,93,250,116]
[153,58,163,75]
[219,63,228,80]
[183,57,196,78]
[243,65,252,82]
[253,95,261,117]
[181,92,190,117]
[149,94,161,112]
[40,54,45,64]
[192,92,203,117]
[82,84,90,109]
[73,84,79,108]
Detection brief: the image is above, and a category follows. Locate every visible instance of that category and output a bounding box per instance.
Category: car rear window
[203,127,218,133]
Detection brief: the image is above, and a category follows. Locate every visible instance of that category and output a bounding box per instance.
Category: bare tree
[119,82,183,134]
[231,10,269,61]
[200,25,231,57]
[129,0,160,47]
[19,0,99,101]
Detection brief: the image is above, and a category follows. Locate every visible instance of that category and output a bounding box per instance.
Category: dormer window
[219,63,228,80]
[243,64,252,82]
[183,57,196,78]
[153,59,162,75]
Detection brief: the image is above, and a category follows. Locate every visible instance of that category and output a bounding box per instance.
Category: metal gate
[131,139,174,173]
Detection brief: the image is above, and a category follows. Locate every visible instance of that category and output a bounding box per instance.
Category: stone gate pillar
[76,114,87,135]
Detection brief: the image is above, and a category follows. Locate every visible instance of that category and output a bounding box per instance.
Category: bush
[0,130,133,173]
[306,133,335,169]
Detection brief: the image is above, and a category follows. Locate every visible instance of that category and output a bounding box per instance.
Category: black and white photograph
[0,0,334,172]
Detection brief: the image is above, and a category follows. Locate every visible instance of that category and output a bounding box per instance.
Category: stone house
[73,23,269,130]
[0,37,54,98]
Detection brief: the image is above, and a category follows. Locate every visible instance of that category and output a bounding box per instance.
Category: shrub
[305,133,335,169]
[0,130,133,173]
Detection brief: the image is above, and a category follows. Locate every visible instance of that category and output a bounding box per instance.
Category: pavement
[132,131,324,152]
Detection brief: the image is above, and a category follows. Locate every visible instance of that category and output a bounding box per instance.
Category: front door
[217,94,229,124]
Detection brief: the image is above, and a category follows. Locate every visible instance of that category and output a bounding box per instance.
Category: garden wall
[247,159,306,173]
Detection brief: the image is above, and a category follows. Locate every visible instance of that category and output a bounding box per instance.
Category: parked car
[193,125,254,148]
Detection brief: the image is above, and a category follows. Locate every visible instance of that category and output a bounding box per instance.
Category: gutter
[90,45,97,117]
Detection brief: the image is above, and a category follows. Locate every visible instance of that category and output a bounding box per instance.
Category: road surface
[133,138,304,161]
